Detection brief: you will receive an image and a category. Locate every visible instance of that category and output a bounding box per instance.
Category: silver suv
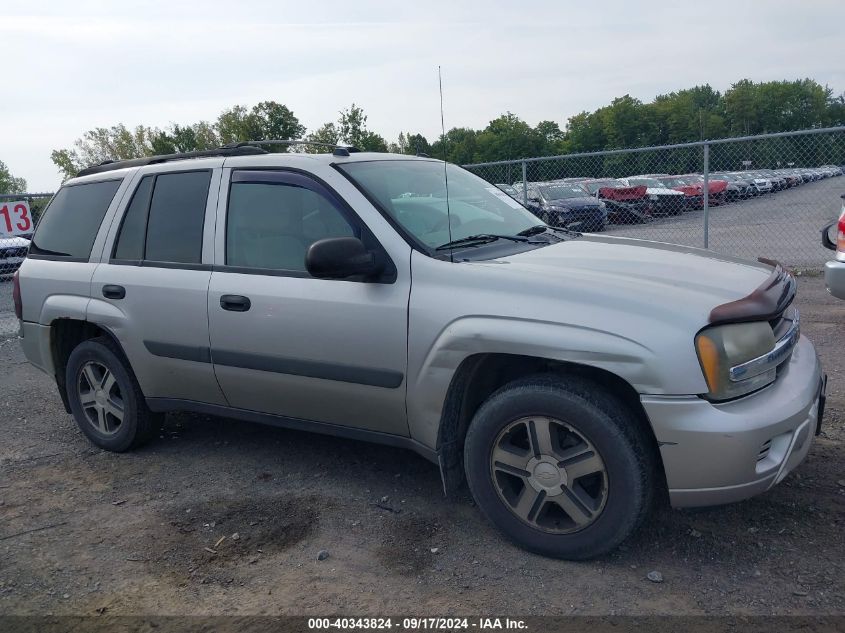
[15,146,826,559]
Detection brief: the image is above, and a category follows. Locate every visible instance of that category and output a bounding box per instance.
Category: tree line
[1,77,842,188]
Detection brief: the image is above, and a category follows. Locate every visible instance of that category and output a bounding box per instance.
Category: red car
[656,175,727,209]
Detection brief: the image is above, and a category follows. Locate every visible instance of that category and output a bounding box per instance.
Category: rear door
[206,167,410,435]
[89,161,226,406]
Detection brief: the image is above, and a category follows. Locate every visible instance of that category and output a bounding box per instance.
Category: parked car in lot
[619,177,686,215]
[581,179,651,224]
[822,195,845,300]
[656,176,705,208]
[737,172,773,194]
[14,146,826,560]
[523,182,607,232]
[712,173,753,200]
[682,174,729,205]
[0,235,30,275]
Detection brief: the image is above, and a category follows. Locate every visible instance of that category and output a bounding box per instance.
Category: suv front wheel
[66,337,160,452]
[463,374,654,559]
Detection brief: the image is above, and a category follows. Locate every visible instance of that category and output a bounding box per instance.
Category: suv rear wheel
[66,337,160,452]
[463,374,653,559]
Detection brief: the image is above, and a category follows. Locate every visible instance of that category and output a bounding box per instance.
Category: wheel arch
[49,318,131,413]
[435,353,667,499]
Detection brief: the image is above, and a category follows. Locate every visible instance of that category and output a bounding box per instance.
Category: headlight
[598,200,607,210]
[694,321,776,400]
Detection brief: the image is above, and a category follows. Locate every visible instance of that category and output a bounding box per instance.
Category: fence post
[703,142,710,249]
[521,161,528,207]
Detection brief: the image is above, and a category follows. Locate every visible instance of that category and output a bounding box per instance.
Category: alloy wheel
[77,361,125,435]
[490,416,608,534]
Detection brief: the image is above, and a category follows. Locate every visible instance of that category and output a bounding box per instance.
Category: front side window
[31,179,122,258]
[338,160,543,250]
[226,181,355,272]
[112,171,211,264]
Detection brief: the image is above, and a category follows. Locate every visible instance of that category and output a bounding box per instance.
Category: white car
[619,177,687,215]
[822,196,845,299]
[0,235,30,275]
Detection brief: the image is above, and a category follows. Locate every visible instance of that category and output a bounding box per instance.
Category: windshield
[627,178,663,188]
[539,184,588,200]
[338,160,545,250]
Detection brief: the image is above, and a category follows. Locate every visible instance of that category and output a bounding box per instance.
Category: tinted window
[227,182,355,271]
[145,171,211,263]
[113,175,153,260]
[31,180,121,258]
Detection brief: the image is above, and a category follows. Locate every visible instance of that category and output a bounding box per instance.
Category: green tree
[51,124,155,181]
[0,160,27,194]
[338,103,369,147]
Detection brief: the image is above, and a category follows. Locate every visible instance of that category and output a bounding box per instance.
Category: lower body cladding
[641,335,824,507]
[824,259,845,300]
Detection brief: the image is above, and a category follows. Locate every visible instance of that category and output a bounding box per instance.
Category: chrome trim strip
[729,310,800,382]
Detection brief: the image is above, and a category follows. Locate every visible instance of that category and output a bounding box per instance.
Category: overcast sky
[3,0,844,191]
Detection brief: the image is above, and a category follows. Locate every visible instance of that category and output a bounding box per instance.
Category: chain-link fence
[463,127,845,269]
[0,192,53,278]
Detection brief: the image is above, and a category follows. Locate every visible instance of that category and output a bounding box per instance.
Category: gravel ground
[0,275,843,617]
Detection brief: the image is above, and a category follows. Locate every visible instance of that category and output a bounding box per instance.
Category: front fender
[406,316,659,449]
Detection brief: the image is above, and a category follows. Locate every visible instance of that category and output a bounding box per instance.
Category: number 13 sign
[0,201,33,236]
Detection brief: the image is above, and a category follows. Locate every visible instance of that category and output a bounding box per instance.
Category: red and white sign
[0,200,33,236]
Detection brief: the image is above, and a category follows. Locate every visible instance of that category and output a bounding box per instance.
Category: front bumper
[824,259,845,300]
[641,335,823,507]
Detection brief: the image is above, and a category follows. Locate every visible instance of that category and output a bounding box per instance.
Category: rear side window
[30,180,122,259]
[112,171,211,264]
[113,175,153,260]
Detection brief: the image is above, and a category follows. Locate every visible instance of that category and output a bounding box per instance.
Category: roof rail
[75,140,363,178]
[221,139,361,154]
[76,145,268,178]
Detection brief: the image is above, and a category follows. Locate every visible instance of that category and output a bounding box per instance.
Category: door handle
[102,284,126,300]
[220,294,251,312]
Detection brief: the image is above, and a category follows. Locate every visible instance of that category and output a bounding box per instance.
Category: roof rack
[76,145,268,177]
[75,139,361,178]
[222,139,361,156]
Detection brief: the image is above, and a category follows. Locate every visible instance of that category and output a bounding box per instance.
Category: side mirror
[306,237,382,280]
[822,222,837,251]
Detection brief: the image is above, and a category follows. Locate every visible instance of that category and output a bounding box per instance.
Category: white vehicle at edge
[0,235,30,275]
[822,195,845,300]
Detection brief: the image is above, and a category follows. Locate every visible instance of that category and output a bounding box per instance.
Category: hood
[645,187,685,196]
[491,235,773,328]
[546,197,602,209]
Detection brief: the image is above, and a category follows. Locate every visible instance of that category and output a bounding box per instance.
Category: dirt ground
[0,275,843,617]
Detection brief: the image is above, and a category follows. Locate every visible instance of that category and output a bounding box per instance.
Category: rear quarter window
[30,180,122,259]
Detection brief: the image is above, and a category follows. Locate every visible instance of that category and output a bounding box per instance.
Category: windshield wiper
[435,234,533,251]
[517,225,581,238]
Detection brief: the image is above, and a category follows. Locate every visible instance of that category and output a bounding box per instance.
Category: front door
[207,169,410,435]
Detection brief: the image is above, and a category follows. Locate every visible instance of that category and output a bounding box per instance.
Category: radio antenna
[438,66,454,261]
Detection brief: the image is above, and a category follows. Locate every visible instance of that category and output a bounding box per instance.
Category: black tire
[65,337,160,452]
[463,374,654,560]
